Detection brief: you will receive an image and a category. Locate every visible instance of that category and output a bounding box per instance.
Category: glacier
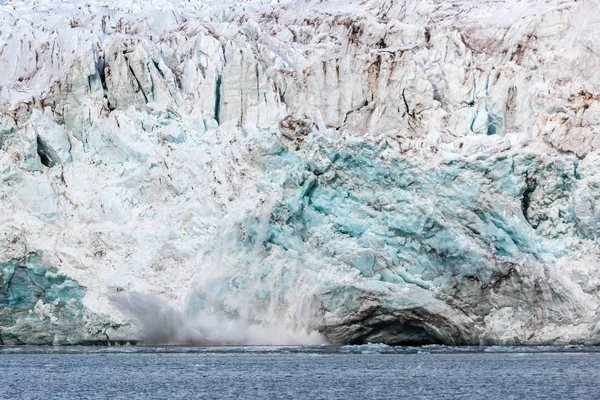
[1,0,600,346]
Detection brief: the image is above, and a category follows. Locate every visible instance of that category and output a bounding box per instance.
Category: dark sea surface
[1,345,599,399]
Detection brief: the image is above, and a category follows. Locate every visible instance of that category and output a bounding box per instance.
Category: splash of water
[112,293,326,345]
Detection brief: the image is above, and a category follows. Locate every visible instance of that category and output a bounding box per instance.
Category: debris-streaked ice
[1,0,600,345]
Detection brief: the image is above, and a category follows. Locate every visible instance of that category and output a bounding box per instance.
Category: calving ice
[0,0,599,346]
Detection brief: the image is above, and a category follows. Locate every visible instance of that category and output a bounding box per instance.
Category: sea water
[1,346,599,399]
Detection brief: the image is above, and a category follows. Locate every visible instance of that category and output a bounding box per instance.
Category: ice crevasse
[1,0,600,345]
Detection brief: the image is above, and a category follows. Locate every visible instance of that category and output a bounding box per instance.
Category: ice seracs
[1,0,600,345]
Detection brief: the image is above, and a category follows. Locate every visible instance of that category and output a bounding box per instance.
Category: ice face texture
[1,0,600,345]
[0,253,96,345]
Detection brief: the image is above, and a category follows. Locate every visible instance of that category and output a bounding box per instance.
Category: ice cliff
[1,0,600,345]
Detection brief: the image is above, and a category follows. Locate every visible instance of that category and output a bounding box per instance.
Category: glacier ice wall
[1,0,600,345]
[0,253,111,345]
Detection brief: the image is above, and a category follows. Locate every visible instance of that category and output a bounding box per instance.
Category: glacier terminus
[1,0,600,346]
